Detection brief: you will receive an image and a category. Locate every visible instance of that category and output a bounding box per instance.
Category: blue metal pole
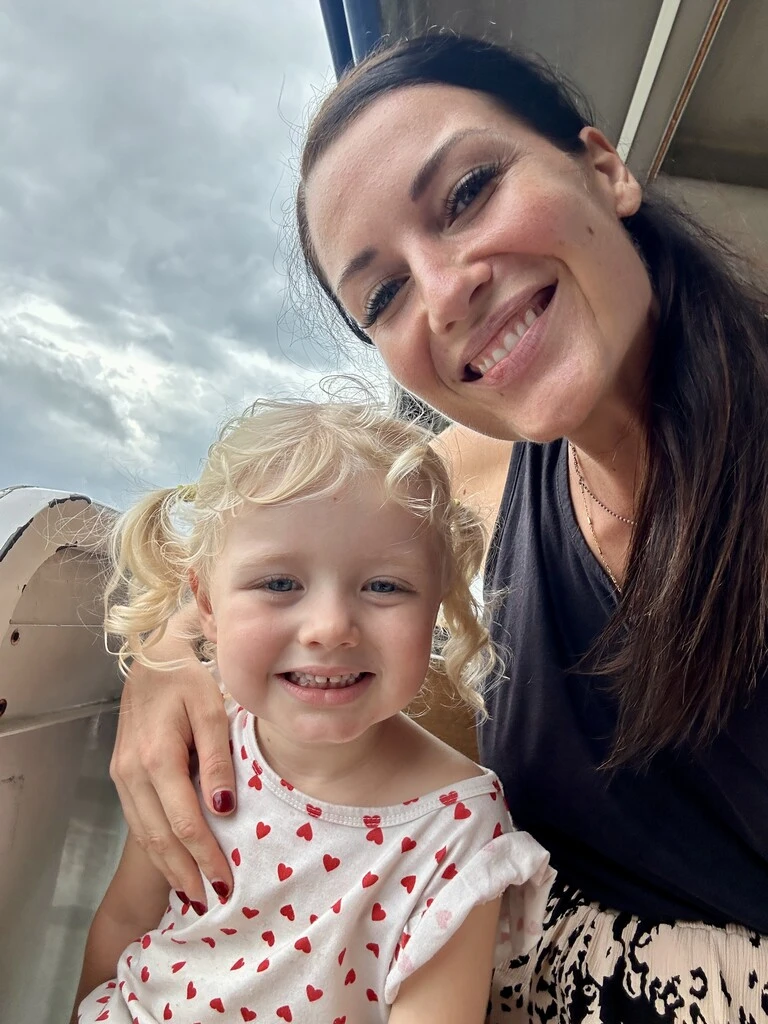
[342,0,383,63]
[318,0,354,79]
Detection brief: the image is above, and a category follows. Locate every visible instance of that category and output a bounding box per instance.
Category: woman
[109,34,768,1021]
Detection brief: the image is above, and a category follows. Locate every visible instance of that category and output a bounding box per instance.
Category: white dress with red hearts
[79,703,553,1024]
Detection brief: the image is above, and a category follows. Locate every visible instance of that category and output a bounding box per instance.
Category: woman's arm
[71,835,171,1021]
[388,897,502,1024]
[434,425,513,530]
[110,599,235,903]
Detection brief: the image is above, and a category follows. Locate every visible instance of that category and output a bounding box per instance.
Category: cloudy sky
[0,0,381,508]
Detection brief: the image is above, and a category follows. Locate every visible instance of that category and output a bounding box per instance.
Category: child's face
[193,480,444,746]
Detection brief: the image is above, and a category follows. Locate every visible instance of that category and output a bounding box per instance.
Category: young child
[74,400,553,1024]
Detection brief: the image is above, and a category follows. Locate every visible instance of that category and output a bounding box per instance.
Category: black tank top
[481,438,768,931]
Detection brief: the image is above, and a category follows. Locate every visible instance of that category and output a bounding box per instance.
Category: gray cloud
[0,0,375,508]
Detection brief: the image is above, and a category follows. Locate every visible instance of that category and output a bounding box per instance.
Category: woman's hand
[109,604,235,905]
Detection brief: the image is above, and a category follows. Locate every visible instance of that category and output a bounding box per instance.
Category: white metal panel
[0,488,124,1022]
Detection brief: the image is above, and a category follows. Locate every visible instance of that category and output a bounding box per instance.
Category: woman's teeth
[285,671,364,690]
[470,303,543,376]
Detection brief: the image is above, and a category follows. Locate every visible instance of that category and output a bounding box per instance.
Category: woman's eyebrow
[409,127,490,202]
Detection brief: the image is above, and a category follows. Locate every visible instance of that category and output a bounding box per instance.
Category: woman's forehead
[303,84,527,283]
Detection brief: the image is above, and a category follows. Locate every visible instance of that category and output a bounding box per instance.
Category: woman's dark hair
[296,32,768,768]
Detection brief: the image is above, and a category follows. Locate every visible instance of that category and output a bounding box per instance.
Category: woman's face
[304,84,655,443]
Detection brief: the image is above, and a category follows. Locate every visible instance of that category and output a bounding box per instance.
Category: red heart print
[239,744,247,760]
[306,803,322,818]
[97,996,110,1004]
[306,985,323,1002]
[276,1006,292,1022]
[366,827,384,845]
[171,961,185,973]
[442,863,458,880]
[366,942,380,958]
[294,936,311,954]
[126,955,133,967]
[248,775,262,791]
[163,1003,173,1020]
[242,907,260,919]
[344,969,356,985]
[296,822,313,841]
[231,848,241,866]
[251,760,263,775]
[95,1013,109,1022]
[128,992,138,1002]
[332,898,342,914]
[210,998,225,1013]
[401,932,411,948]
[309,913,318,923]
[439,790,458,805]
[186,981,196,999]
[257,959,270,973]
[221,927,237,935]
[401,837,417,853]
[141,934,151,949]
[371,902,386,921]
[255,822,270,840]
[363,814,381,828]
[334,1018,347,1024]
[230,958,245,970]
[280,904,295,921]
[323,853,340,872]
[240,1010,256,1022]
[362,872,378,888]
[202,936,216,947]
[434,846,447,863]
[493,822,503,839]
[262,930,275,946]
[403,797,419,804]
[280,779,294,790]
[401,875,416,893]
[366,989,379,1002]
[277,863,293,882]
[338,947,346,965]
[490,790,498,801]
[140,966,150,983]
[170,937,187,944]
[454,802,472,820]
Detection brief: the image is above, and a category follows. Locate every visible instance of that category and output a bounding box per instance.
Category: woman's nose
[418,255,492,336]
[297,595,360,649]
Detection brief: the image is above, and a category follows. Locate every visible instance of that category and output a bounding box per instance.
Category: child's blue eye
[263,578,296,592]
[367,580,400,594]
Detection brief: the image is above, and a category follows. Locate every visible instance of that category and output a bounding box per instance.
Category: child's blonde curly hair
[105,399,496,717]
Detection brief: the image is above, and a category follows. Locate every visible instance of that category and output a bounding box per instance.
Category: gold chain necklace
[570,442,634,593]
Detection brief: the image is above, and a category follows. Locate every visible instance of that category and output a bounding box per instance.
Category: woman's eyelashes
[359,161,502,328]
[444,161,501,223]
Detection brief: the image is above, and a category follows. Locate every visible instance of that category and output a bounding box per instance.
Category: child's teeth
[524,308,537,326]
[515,321,527,339]
[287,671,362,689]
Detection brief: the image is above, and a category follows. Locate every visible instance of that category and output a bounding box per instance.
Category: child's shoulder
[382,714,488,802]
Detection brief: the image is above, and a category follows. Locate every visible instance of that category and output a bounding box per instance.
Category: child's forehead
[219,479,441,558]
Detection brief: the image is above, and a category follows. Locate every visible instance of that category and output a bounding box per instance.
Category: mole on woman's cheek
[587,225,595,236]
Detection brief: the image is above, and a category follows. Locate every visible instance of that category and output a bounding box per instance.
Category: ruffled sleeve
[384,810,553,1004]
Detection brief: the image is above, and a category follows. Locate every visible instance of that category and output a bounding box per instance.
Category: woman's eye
[361,278,404,329]
[445,162,500,223]
[261,577,296,593]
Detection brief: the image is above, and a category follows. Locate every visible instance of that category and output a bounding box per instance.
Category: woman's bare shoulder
[433,424,514,526]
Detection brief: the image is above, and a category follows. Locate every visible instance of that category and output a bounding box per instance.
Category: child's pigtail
[435,500,498,720]
[104,486,195,675]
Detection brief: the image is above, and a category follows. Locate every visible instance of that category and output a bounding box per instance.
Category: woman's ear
[578,126,642,219]
[189,570,217,642]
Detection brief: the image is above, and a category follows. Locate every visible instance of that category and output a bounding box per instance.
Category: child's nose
[297,595,360,649]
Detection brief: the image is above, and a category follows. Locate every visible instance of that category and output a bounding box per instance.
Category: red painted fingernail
[191,900,207,916]
[212,880,230,901]
[212,789,235,814]
[175,890,190,906]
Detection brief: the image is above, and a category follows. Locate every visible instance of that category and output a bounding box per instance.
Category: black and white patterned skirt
[488,880,768,1023]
